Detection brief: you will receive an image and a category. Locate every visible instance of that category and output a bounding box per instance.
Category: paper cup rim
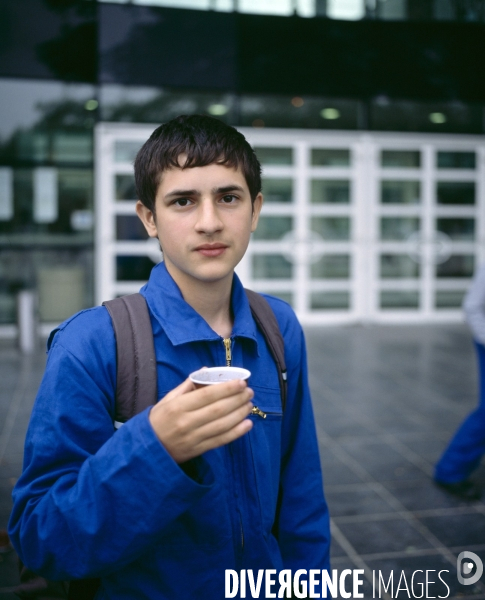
[189,366,251,385]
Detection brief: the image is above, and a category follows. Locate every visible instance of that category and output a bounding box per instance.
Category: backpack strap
[102,294,157,428]
[245,289,287,412]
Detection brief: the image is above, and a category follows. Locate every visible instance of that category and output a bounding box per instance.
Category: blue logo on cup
[457,551,483,586]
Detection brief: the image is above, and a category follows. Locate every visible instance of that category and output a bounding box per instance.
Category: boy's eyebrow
[212,185,246,195]
[164,184,246,199]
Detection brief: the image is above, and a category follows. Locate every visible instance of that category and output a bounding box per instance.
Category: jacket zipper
[223,338,267,419]
[223,338,232,366]
[224,338,244,553]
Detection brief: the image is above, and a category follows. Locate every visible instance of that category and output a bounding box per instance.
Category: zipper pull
[251,406,267,419]
[223,338,232,366]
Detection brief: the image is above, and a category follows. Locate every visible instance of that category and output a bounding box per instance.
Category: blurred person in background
[434,264,485,500]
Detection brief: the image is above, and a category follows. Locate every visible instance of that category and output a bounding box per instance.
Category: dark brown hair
[134,114,262,212]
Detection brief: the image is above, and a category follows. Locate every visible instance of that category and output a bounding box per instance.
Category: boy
[9,115,330,598]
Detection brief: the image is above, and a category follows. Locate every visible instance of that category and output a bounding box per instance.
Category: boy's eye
[173,198,193,207]
[221,194,237,204]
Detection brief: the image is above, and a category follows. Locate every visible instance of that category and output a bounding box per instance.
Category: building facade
[1,0,484,332]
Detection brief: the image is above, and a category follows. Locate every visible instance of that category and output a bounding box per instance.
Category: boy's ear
[251,193,263,232]
[136,201,158,238]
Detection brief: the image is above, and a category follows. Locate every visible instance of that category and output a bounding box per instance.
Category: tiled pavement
[1,325,485,598]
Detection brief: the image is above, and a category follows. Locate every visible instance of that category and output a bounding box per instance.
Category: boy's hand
[148,378,254,463]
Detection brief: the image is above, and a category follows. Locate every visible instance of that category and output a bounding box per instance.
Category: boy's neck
[166,264,234,338]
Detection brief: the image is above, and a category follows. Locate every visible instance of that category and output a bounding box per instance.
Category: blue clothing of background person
[9,116,331,599]
[434,263,485,500]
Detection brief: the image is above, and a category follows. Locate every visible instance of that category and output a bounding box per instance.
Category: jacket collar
[140,262,259,348]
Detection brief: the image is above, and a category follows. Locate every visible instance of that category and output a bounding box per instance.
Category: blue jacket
[9,263,330,599]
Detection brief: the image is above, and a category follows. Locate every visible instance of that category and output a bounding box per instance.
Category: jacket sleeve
[463,263,485,346]
[8,309,214,580]
[269,302,331,574]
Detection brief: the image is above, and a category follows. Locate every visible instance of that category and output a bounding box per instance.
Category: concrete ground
[0,324,484,598]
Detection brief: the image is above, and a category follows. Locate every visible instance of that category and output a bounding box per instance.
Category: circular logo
[457,551,483,586]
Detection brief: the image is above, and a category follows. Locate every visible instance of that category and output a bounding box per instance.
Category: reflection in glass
[252,255,293,279]
[435,290,467,308]
[381,151,420,168]
[117,256,155,281]
[254,147,292,165]
[437,152,475,169]
[116,174,137,201]
[380,254,420,278]
[262,178,293,203]
[381,180,420,204]
[115,141,143,163]
[436,182,475,205]
[311,255,350,279]
[380,291,419,309]
[380,217,420,240]
[311,149,350,167]
[100,85,235,125]
[436,218,474,241]
[311,217,350,240]
[311,180,350,203]
[53,134,92,164]
[240,95,359,130]
[252,216,293,240]
[116,216,149,241]
[436,255,474,278]
[311,291,350,310]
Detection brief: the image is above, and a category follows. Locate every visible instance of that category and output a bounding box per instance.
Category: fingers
[192,418,254,457]
[181,379,249,412]
[192,395,254,442]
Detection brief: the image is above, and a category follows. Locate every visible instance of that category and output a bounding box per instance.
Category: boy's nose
[195,199,223,234]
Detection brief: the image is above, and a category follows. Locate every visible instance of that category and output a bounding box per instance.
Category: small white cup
[189,366,251,387]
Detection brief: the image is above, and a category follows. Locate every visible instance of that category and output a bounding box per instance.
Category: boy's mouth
[195,243,228,257]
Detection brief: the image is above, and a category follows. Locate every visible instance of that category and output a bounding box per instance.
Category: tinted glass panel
[116,174,137,201]
[436,255,474,278]
[254,147,293,165]
[380,217,420,240]
[437,152,475,169]
[435,290,467,308]
[311,217,350,241]
[115,141,143,163]
[252,216,293,240]
[116,216,149,240]
[116,256,155,281]
[381,151,420,168]
[252,254,293,279]
[437,182,475,205]
[0,247,93,324]
[311,180,350,203]
[436,218,475,241]
[381,180,420,204]
[262,178,293,203]
[311,291,350,310]
[311,254,350,279]
[380,291,419,309]
[380,254,420,278]
[311,149,350,167]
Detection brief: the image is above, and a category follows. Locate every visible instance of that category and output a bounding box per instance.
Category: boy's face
[136,162,263,290]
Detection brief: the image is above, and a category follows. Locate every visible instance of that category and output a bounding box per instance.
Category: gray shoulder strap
[245,289,287,412]
[102,294,157,427]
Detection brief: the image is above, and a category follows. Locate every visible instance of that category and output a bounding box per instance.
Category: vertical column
[294,140,309,317]
[421,144,435,318]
